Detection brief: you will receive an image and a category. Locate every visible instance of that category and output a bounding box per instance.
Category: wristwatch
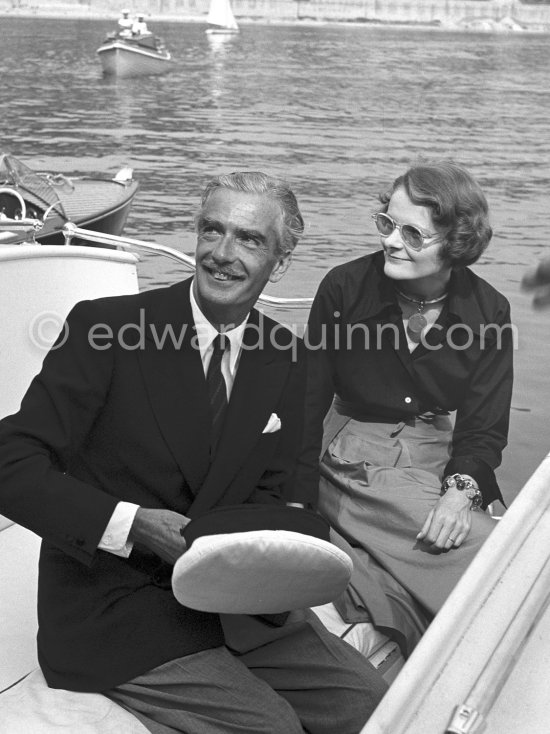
[441,473,483,510]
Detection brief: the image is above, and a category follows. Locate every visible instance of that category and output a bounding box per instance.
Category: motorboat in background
[97,31,173,77]
[0,154,139,245]
[206,0,239,35]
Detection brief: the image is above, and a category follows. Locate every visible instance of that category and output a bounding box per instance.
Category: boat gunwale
[0,244,140,264]
[96,39,172,62]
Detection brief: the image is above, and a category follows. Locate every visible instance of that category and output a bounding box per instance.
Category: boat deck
[53,178,137,222]
[32,177,139,243]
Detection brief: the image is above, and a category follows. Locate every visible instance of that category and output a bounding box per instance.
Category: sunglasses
[371,212,438,252]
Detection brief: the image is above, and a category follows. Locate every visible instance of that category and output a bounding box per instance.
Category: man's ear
[268,251,292,283]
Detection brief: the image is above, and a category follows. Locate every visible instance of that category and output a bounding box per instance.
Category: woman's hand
[416,488,472,550]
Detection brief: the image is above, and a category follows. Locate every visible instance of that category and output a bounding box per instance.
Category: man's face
[194,188,291,327]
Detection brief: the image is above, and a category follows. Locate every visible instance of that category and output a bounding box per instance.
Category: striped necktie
[206,334,228,456]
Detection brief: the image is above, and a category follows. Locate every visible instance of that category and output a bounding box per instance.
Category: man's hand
[130,508,191,564]
[522,259,550,309]
[416,489,472,550]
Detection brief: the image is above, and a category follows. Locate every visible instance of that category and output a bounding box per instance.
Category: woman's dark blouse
[297,251,514,510]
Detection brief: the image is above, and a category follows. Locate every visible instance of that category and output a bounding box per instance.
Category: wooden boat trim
[56,180,139,225]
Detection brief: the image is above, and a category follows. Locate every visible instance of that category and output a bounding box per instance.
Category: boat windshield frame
[0,154,67,219]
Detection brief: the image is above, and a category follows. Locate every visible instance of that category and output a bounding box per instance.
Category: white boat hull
[97,39,172,77]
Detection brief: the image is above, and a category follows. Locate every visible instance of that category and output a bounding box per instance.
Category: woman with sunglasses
[298,161,513,655]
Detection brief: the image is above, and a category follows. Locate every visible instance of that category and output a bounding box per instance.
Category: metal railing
[61,222,314,309]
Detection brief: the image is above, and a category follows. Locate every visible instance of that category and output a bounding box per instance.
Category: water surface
[1,17,549,502]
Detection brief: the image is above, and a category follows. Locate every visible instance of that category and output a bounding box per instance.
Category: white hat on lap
[172,505,353,615]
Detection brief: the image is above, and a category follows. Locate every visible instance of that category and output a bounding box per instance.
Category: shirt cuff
[98,502,140,557]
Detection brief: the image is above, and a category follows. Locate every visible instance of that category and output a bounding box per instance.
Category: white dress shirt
[98,280,249,557]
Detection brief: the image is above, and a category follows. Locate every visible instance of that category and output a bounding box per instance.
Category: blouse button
[404,397,412,404]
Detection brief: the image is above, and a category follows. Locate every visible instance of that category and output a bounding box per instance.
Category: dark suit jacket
[0,278,305,692]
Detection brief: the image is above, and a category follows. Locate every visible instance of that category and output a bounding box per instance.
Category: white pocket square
[262,413,281,434]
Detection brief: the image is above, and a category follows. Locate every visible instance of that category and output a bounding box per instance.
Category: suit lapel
[137,280,211,495]
[188,311,290,516]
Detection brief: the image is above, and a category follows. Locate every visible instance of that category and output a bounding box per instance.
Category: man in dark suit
[0,172,386,733]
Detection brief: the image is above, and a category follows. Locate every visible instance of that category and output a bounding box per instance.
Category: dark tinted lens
[401,225,424,250]
[375,213,395,236]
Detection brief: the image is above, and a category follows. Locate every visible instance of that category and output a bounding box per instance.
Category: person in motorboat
[132,13,151,36]
[0,172,386,734]
[117,8,133,37]
[522,257,550,309]
[296,161,514,657]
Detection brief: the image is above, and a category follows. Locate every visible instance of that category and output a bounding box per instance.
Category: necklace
[395,287,448,334]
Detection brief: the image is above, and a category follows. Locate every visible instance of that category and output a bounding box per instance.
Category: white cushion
[0,524,41,691]
[311,602,405,684]
[311,602,391,657]
[0,669,148,733]
[172,529,353,614]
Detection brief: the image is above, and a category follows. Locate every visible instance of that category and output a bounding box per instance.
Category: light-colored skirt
[318,400,497,654]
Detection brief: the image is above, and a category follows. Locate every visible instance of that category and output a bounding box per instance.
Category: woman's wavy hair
[379,161,493,268]
[199,171,304,256]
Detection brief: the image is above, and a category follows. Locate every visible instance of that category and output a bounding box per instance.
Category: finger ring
[449,536,456,542]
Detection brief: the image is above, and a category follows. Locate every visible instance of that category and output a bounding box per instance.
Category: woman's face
[381,186,451,295]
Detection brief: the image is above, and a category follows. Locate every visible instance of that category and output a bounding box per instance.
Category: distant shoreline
[0,8,429,26]
[1,4,549,33]
[0,9,448,29]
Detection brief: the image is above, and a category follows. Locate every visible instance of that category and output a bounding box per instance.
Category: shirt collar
[344,251,401,324]
[444,267,487,335]
[189,280,248,372]
[348,250,487,334]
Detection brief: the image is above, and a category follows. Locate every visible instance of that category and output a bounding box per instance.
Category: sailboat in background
[206,0,239,34]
